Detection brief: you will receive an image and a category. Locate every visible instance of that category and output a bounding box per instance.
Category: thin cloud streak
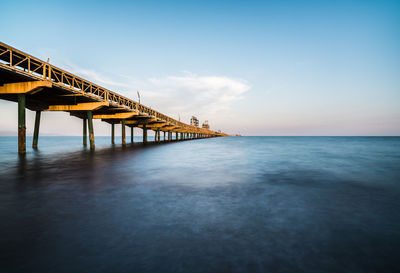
[63,63,130,89]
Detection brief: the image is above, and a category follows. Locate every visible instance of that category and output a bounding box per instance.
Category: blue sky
[1,0,399,135]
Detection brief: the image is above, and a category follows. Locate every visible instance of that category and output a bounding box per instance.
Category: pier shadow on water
[1,136,400,273]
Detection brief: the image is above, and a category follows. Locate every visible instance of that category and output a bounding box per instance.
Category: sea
[0,136,399,273]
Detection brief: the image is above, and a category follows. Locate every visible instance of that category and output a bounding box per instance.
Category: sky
[0,0,399,136]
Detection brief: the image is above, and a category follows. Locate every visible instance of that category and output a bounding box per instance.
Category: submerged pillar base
[122,119,126,146]
[32,111,41,149]
[87,111,95,150]
[18,94,26,154]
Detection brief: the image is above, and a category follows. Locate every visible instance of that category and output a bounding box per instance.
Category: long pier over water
[0,42,227,154]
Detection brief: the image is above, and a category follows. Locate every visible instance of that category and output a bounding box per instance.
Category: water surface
[1,136,400,273]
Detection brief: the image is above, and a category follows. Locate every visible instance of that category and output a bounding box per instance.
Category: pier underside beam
[46,102,109,111]
[162,126,176,131]
[125,118,158,126]
[0,81,52,95]
[93,112,138,119]
[139,122,168,129]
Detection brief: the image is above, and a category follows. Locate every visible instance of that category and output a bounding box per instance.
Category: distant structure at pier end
[190,116,199,127]
[202,120,210,130]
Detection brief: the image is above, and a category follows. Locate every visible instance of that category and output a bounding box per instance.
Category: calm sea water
[0,136,400,273]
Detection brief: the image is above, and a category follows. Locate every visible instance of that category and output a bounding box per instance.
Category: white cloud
[138,72,250,121]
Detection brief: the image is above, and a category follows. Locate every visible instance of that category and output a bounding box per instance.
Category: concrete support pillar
[154,130,157,142]
[87,111,95,150]
[157,128,161,142]
[122,119,126,146]
[111,123,115,144]
[32,110,41,149]
[83,118,87,146]
[163,131,166,142]
[18,94,26,154]
[176,132,178,141]
[143,125,147,143]
[131,127,134,143]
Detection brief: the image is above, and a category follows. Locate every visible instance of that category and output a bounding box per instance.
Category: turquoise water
[0,136,400,272]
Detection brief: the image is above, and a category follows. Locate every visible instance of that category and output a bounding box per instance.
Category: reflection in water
[1,136,400,273]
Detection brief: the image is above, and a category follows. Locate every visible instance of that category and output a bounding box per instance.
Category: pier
[0,42,227,154]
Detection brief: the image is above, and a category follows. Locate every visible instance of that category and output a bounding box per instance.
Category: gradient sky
[1,0,399,136]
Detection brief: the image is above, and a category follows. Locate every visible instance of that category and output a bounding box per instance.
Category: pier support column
[18,94,26,154]
[111,124,115,144]
[168,131,171,141]
[32,110,41,149]
[122,119,126,146]
[154,130,157,142]
[157,128,161,142]
[131,127,134,143]
[176,132,178,141]
[143,125,147,143]
[163,131,166,142]
[87,111,95,150]
[83,119,87,146]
